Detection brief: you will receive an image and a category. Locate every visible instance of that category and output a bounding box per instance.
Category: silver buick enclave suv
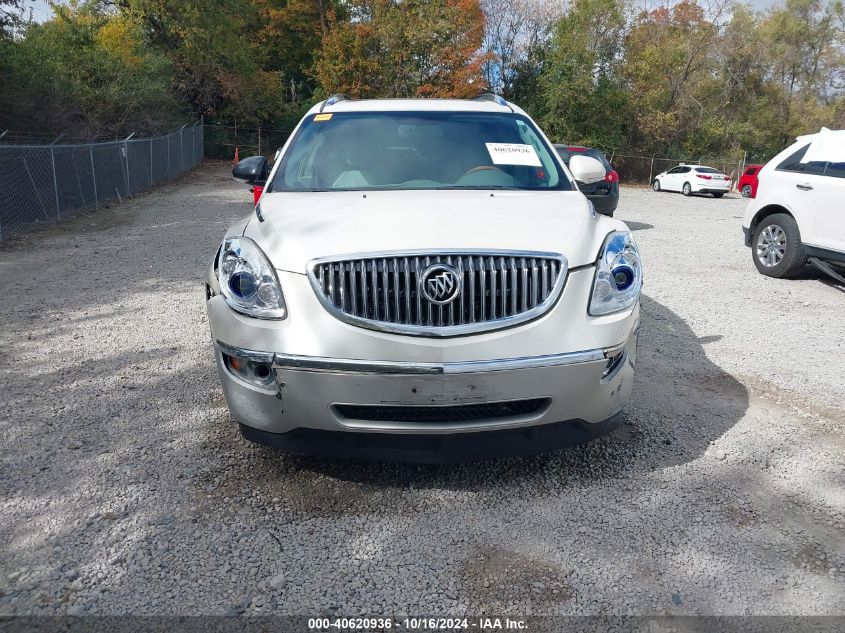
[205,95,642,461]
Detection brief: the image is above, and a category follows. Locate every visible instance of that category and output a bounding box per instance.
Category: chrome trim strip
[215,340,618,375]
[306,249,569,338]
[216,341,276,365]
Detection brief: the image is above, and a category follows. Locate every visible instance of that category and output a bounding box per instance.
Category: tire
[751,213,805,278]
[652,179,661,192]
[712,192,724,198]
[741,184,752,198]
[682,182,692,196]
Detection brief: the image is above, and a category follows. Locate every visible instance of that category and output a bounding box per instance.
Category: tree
[759,0,845,147]
[312,0,488,98]
[122,0,281,123]
[621,0,733,155]
[0,2,186,136]
[480,0,560,99]
[537,0,630,149]
[1,0,23,37]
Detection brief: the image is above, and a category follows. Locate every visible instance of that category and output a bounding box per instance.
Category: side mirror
[569,155,606,184]
[232,156,269,185]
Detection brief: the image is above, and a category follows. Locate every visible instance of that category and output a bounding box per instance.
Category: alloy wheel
[756,224,787,267]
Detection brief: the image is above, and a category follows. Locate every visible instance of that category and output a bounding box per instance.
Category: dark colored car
[738,164,763,198]
[554,145,619,216]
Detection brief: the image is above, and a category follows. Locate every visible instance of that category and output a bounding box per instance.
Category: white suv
[742,130,845,278]
[205,95,642,461]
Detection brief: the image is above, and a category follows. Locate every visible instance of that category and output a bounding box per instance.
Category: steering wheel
[461,165,507,178]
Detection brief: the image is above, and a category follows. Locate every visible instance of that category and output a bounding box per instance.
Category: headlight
[589,231,642,316]
[217,236,286,319]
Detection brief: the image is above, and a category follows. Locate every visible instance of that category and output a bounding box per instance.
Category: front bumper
[214,332,636,460]
[237,412,626,462]
[208,266,639,459]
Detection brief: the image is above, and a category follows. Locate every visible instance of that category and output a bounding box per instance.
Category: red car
[738,164,762,198]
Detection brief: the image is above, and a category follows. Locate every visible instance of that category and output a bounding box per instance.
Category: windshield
[268,111,570,192]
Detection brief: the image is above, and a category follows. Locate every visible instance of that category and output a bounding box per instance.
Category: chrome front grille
[308,251,567,336]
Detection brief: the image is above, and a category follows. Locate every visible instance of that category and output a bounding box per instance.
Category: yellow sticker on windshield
[314,113,333,121]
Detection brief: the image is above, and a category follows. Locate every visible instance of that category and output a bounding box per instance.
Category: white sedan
[653,164,731,198]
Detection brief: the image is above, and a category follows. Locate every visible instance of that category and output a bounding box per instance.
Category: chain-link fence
[203,123,291,161]
[0,122,203,240]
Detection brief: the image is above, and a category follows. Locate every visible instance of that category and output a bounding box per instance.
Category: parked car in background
[742,129,845,280]
[652,164,731,197]
[209,94,642,461]
[554,145,619,216]
[738,164,763,198]
[248,147,284,204]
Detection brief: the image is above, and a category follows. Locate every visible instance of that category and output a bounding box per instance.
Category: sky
[23,0,56,23]
[21,0,787,24]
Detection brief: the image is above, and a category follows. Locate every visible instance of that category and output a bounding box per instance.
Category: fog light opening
[602,350,625,379]
[222,353,275,388]
[253,363,272,380]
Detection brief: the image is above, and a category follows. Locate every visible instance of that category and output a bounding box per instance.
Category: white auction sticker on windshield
[485,143,542,167]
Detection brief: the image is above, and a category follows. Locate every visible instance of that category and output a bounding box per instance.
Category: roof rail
[319,93,352,112]
[471,93,513,112]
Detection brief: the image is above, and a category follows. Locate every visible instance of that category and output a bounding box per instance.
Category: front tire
[652,179,661,192]
[741,184,752,198]
[751,213,805,278]
[682,182,692,196]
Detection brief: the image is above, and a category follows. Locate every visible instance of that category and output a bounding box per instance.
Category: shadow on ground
[203,293,749,497]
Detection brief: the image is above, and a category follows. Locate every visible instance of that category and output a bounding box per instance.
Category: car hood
[243,190,618,273]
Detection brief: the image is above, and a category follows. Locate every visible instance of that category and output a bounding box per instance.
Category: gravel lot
[1,163,843,617]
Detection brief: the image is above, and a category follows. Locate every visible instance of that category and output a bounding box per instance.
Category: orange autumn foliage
[313,0,489,99]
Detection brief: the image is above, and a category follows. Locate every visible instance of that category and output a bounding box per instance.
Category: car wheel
[712,192,724,198]
[741,184,752,198]
[652,179,661,192]
[682,182,692,196]
[751,213,805,278]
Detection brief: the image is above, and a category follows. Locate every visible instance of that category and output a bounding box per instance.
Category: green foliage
[536,0,630,150]
[521,0,845,160]
[0,1,186,136]
[1,0,843,162]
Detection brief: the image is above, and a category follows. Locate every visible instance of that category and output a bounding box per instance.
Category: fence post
[167,133,171,176]
[648,154,655,185]
[258,127,261,156]
[123,132,134,196]
[50,147,60,221]
[90,146,98,209]
[149,137,154,187]
[180,124,187,173]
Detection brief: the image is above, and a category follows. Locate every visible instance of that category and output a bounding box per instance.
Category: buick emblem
[420,263,461,305]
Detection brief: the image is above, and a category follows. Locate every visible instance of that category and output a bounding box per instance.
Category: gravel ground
[1,164,843,617]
